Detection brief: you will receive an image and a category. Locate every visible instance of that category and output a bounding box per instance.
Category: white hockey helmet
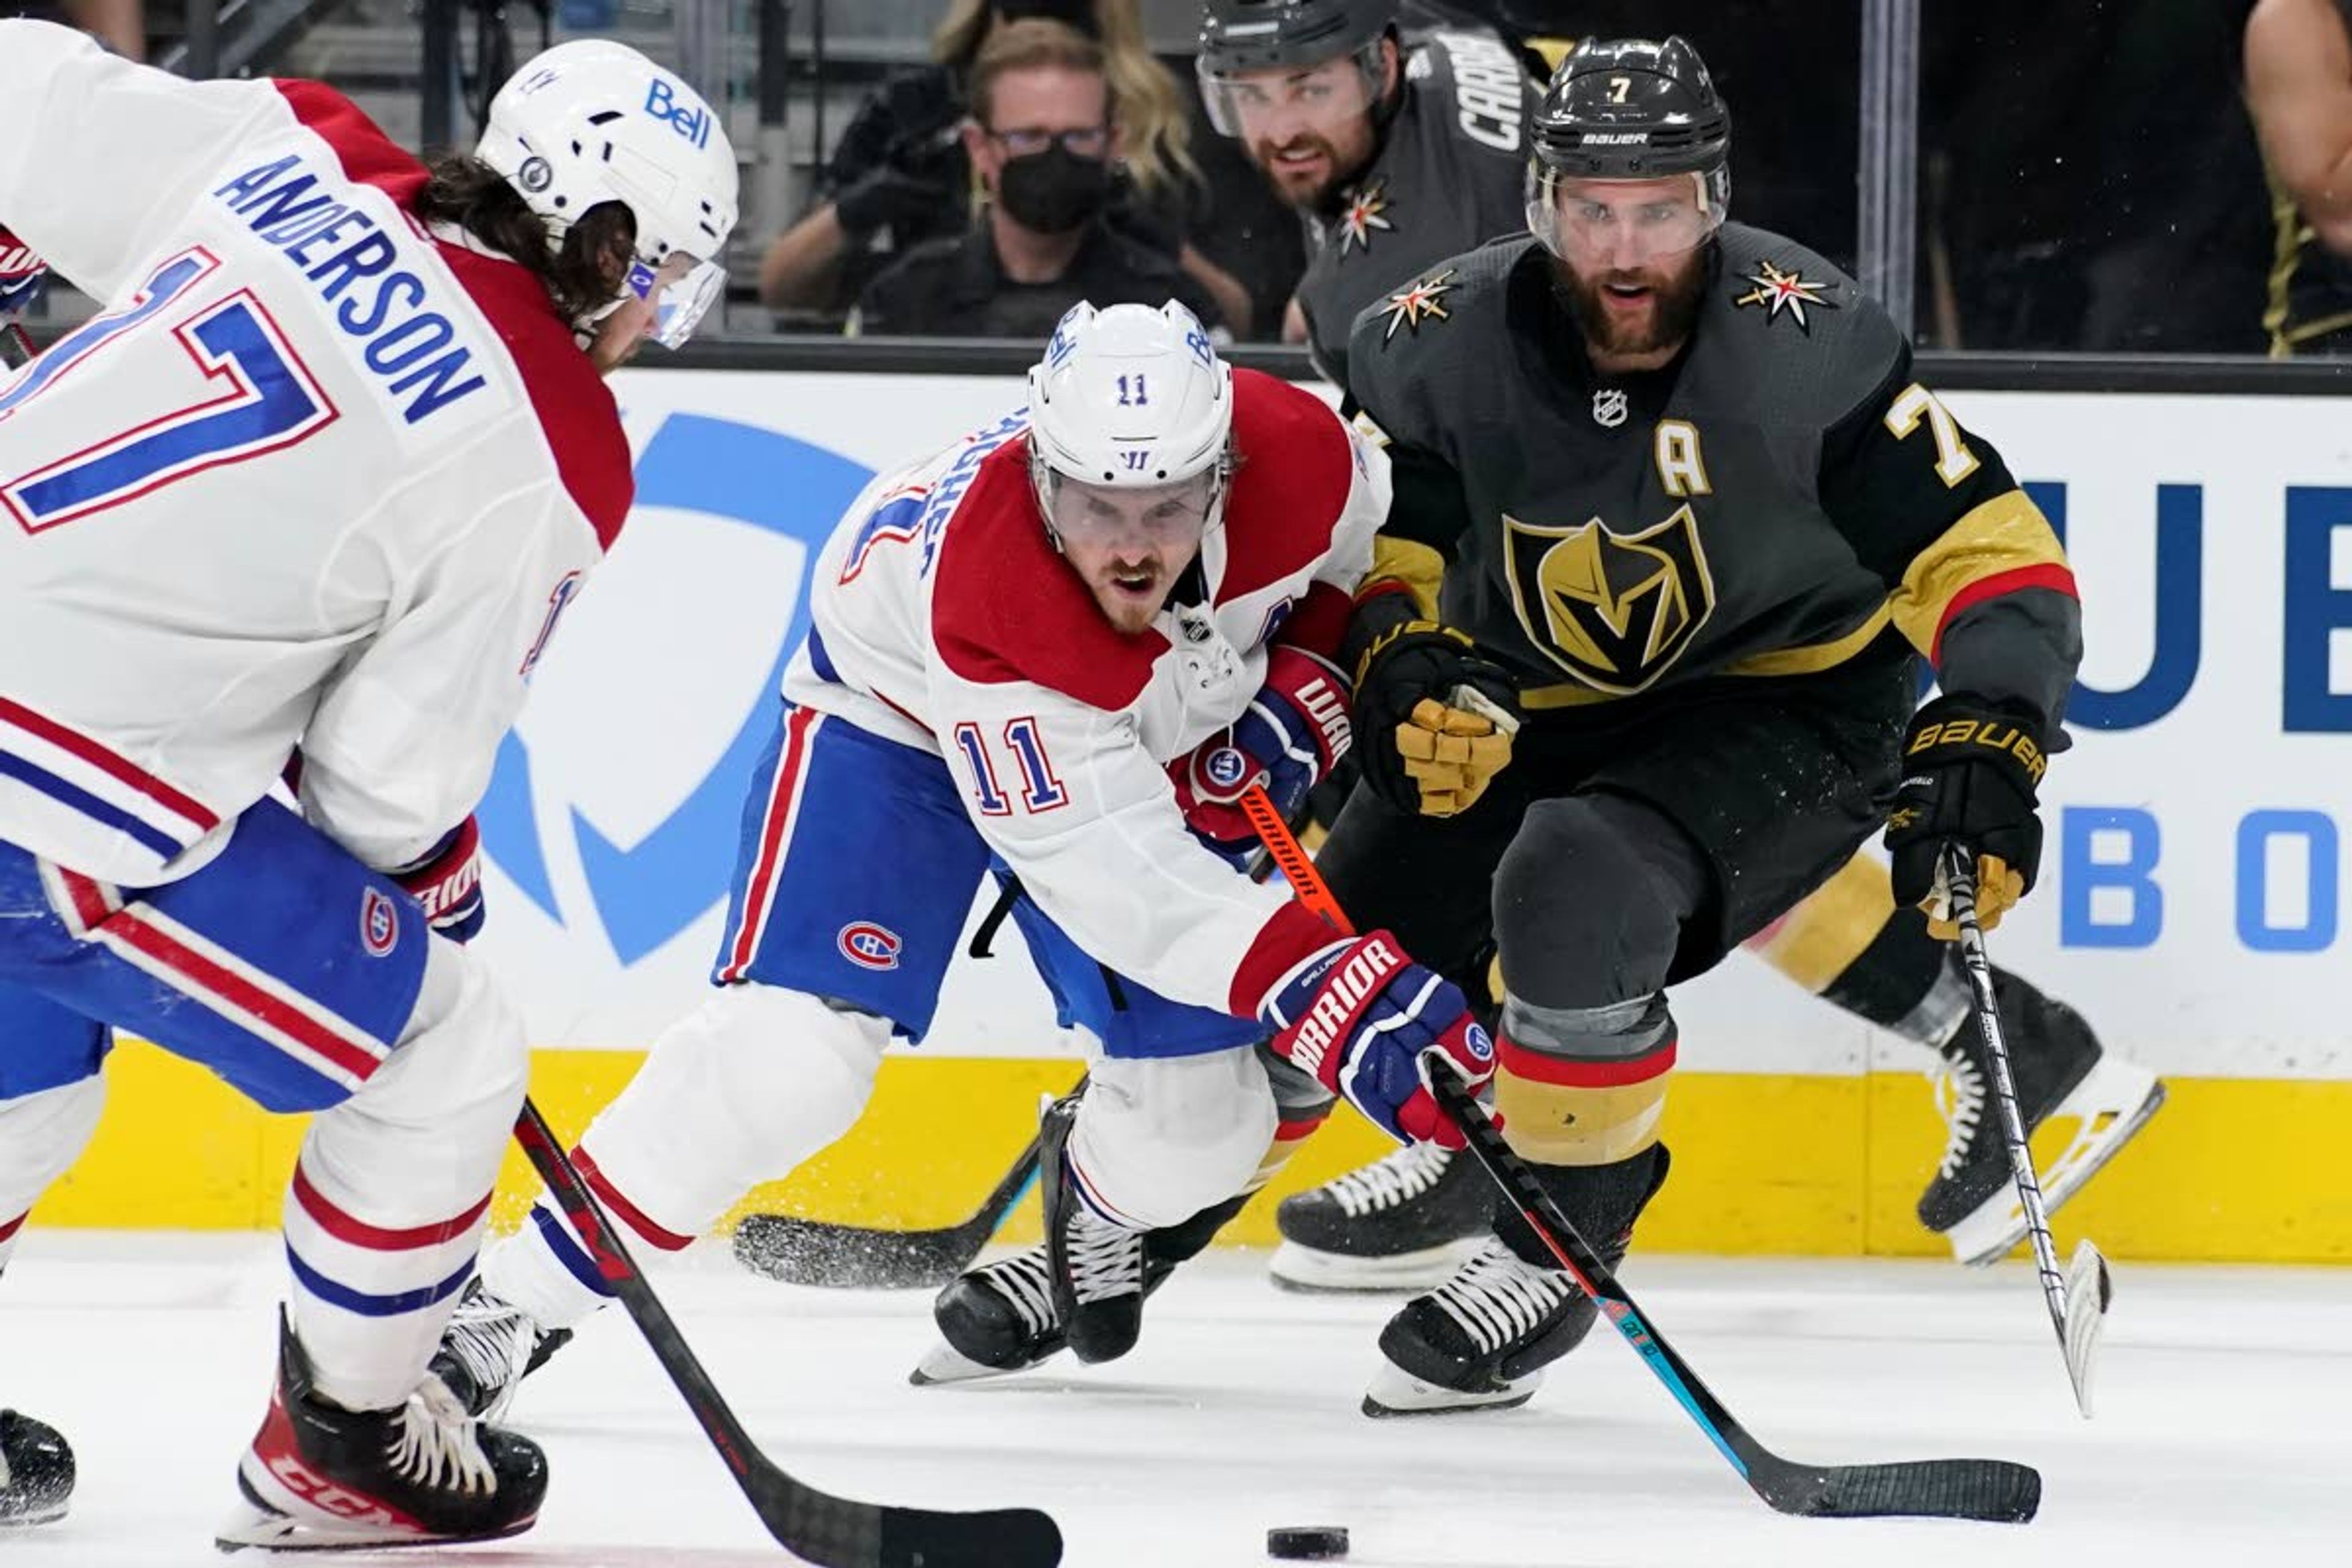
[1026,301,1235,543]
[476,40,741,347]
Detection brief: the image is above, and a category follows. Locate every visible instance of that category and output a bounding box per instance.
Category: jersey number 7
[0,247,338,533]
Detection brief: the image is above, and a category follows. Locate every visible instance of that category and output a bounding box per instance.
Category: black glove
[1883,695,2048,939]
[1352,621,1522,817]
[835,165,952,238]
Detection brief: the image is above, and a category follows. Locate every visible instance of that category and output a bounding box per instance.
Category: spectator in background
[2244,0,2352,355]
[761,0,1250,331]
[65,0,141,59]
[850,18,1227,338]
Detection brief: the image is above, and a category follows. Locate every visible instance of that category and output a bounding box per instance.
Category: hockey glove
[1169,647,1352,858]
[391,817,486,943]
[1884,695,2047,940]
[1354,622,1519,818]
[835,165,953,238]
[1260,932,1496,1148]
[0,226,43,318]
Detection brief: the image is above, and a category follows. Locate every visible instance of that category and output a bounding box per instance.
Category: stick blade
[881,1502,1064,1567]
[1759,1457,2043,1523]
[731,1213,976,1290]
[2062,1238,2113,1419]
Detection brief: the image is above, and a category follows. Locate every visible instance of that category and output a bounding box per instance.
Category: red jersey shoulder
[1218,369,1357,601]
[931,438,1165,714]
[270,80,429,208]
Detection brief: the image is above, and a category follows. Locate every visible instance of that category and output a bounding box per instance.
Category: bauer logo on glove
[1884,695,2048,939]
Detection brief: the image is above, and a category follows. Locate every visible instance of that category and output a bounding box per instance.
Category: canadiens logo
[1733,260,1839,331]
[838,922,903,971]
[1336,179,1396,254]
[360,888,399,957]
[1381,269,1457,342]
[1501,507,1716,693]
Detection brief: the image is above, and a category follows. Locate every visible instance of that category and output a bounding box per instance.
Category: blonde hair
[932,0,1200,195]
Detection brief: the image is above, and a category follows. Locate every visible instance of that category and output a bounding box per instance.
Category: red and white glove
[1258,931,1494,1147]
[0,225,47,318]
[1169,646,1352,859]
[392,817,486,943]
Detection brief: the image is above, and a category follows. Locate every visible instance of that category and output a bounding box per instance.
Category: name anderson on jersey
[210,153,488,426]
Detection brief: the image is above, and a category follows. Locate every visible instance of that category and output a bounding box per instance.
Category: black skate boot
[215,1308,549,1550]
[428,1276,576,1420]
[912,1186,1254,1385]
[1923,969,2165,1266]
[1270,1139,1490,1292]
[1364,1145,1668,1417]
[1039,1092,1150,1363]
[0,1409,73,1527]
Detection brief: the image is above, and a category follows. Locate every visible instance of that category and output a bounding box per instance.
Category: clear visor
[625,250,725,349]
[1042,467,1219,549]
[1198,44,1382,142]
[1528,170,1725,266]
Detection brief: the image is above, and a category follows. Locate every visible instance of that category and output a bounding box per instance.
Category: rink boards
[32,368,2352,1264]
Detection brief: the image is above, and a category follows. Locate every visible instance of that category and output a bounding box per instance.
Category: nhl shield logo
[360,888,399,957]
[1501,507,1716,694]
[1591,389,1629,428]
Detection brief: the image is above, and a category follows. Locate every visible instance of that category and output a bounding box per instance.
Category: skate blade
[1949,1064,2166,1268]
[0,1500,68,1529]
[1267,1238,1478,1294]
[214,1499,537,1553]
[1360,1363,1541,1419]
[909,1341,1036,1387]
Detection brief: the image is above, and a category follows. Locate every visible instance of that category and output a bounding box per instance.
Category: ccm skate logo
[1285,937,1404,1074]
[266,1456,402,1526]
[645,80,714,148]
[838,922,903,970]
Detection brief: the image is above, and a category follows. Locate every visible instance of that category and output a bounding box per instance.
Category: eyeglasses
[987,125,1112,158]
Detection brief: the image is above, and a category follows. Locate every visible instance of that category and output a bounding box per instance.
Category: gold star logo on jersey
[1381,269,1457,342]
[1501,507,1716,693]
[1338,179,1396,254]
[1733,261,1839,332]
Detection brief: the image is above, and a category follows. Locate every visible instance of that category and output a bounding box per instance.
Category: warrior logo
[1501,507,1715,693]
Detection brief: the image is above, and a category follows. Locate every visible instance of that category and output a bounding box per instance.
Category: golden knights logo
[1501,508,1716,693]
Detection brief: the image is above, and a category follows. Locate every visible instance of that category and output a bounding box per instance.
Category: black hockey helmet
[1525,36,1731,257]
[1196,0,1399,137]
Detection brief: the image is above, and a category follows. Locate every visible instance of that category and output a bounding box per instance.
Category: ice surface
[4,1232,2345,1567]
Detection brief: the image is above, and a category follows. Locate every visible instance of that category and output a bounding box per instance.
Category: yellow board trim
[27,1042,2352,1264]
[1890,489,2068,658]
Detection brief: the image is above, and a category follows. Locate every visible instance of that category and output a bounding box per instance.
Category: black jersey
[1344,225,2081,726]
[1295,26,1537,394]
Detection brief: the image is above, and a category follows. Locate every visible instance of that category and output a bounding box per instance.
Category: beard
[1554,246,1711,362]
[1248,129,1362,213]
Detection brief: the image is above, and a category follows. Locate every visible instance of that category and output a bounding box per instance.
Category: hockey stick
[512,1100,1065,1567]
[733,1087,1071,1289]
[1241,788,2042,1523]
[1940,845,2112,1419]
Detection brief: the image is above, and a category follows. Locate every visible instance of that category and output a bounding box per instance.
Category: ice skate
[0,1409,73,1527]
[1269,1138,1488,1292]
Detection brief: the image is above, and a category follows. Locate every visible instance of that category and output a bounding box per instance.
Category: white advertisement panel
[472,370,2352,1081]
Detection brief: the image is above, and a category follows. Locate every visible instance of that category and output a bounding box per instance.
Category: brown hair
[934,0,1199,194]
[968,18,1107,128]
[412,153,638,325]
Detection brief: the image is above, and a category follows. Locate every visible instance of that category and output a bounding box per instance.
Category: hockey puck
[1267,1525,1349,1559]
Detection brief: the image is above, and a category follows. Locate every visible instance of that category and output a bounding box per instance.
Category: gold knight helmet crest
[1501,507,1716,693]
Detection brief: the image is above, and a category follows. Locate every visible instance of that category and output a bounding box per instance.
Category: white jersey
[786,368,1390,1017]
[0,21,630,886]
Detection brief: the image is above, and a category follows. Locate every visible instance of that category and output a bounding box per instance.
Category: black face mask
[994,146,1112,235]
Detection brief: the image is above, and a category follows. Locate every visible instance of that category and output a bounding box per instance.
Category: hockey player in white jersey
[0,23,736,1547]
[427,300,1499,1414]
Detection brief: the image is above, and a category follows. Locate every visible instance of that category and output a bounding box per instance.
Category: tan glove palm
[1395,698,1513,816]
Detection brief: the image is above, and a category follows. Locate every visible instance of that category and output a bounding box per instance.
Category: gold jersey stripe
[1517,605,1894,710]
[1363,535,1446,621]
[1888,489,2068,660]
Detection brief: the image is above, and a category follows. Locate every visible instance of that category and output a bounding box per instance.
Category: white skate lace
[1430,1238,1578,1354]
[979,1248,1060,1338]
[437,1289,539,1420]
[1064,1208,1145,1307]
[1929,1052,1988,1180]
[386,1376,498,1498]
[1323,1140,1455,1219]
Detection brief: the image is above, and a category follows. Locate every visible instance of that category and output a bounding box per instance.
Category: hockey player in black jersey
[1196,0,1537,390]
[1316,34,2149,1415]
